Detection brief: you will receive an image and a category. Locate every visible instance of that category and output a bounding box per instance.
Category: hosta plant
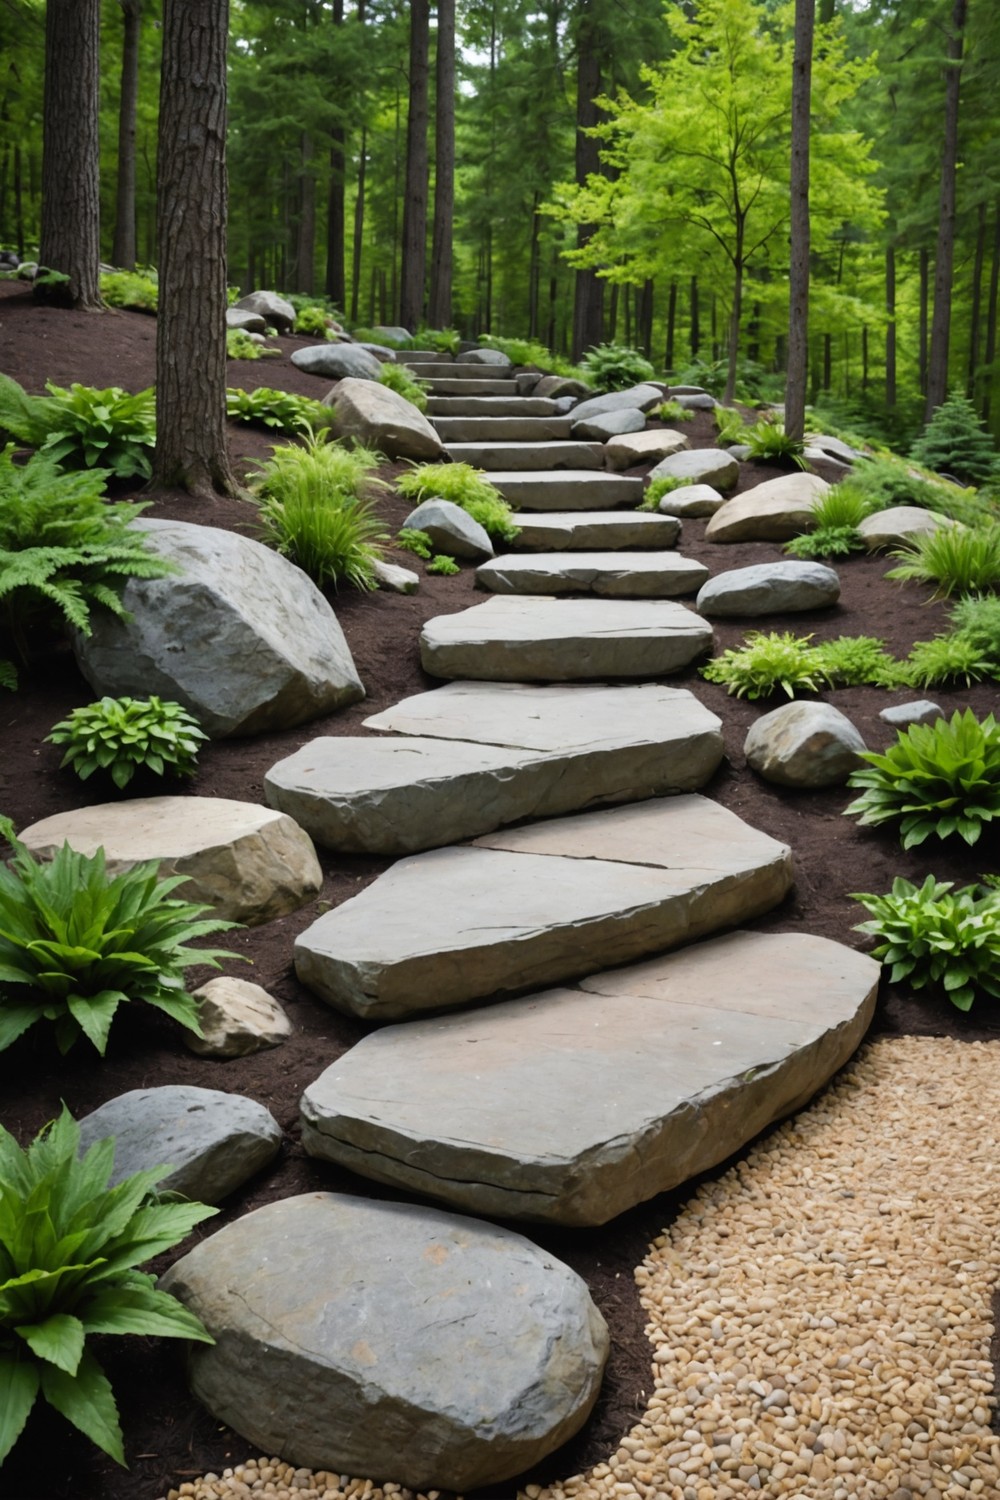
[396,462,520,543]
[0,818,238,1055]
[852,875,1000,1012]
[885,524,1000,599]
[0,1106,216,1467]
[46,697,208,790]
[844,708,1000,848]
[0,374,155,479]
[700,631,826,700]
[225,386,331,435]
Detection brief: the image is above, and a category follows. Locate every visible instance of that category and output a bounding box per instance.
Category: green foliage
[638,474,685,512]
[0,1106,216,1468]
[658,399,692,424]
[785,526,863,559]
[0,660,15,692]
[744,418,809,470]
[477,334,579,378]
[225,386,332,435]
[427,553,460,575]
[578,343,656,392]
[0,825,238,1056]
[948,593,1000,670]
[885,524,1000,598]
[0,372,51,447]
[700,631,827,700]
[852,875,1000,1013]
[910,390,999,486]
[378,362,429,412]
[903,633,993,689]
[0,447,174,661]
[39,384,156,480]
[812,635,901,688]
[395,527,433,559]
[396,463,520,543]
[413,327,461,355]
[844,457,988,527]
[714,406,748,444]
[785,483,872,559]
[845,709,1000,849]
[252,434,388,590]
[45,698,207,791]
[293,305,336,339]
[226,328,279,361]
[99,271,158,314]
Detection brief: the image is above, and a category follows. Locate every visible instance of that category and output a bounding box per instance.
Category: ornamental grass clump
[744,417,809,470]
[844,708,1000,849]
[0,1106,216,1468]
[785,483,873,560]
[378,361,430,412]
[852,875,1000,1013]
[46,696,207,790]
[885,524,1000,598]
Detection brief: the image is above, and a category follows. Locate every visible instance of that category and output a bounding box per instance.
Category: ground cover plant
[579,342,655,391]
[396,461,520,542]
[785,482,873,559]
[638,475,684,511]
[885,523,1000,598]
[743,417,808,469]
[226,329,278,361]
[477,333,579,378]
[0,374,156,479]
[700,630,829,699]
[45,697,207,791]
[225,386,331,435]
[378,362,429,412]
[99,271,158,314]
[852,875,1000,1013]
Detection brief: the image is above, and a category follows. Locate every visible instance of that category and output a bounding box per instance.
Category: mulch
[0,279,995,1500]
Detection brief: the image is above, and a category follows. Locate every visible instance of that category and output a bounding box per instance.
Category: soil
[0,280,995,1500]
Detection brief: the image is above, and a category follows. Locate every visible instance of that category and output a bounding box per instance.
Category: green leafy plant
[885,524,1000,598]
[414,326,461,355]
[910,389,999,486]
[638,475,685,512]
[293,305,336,339]
[657,399,692,424]
[225,386,331,435]
[0,1106,216,1467]
[852,875,1000,1013]
[226,328,278,361]
[0,819,238,1055]
[477,334,580,378]
[397,462,520,543]
[786,525,863,559]
[844,455,989,526]
[45,697,207,790]
[378,362,430,412]
[395,527,433,559]
[0,660,15,692]
[785,483,872,559]
[812,635,901,688]
[99,270,158,313]
[948,593,1000,670]
[427,553,460,575]
[744,418,809,470]
[713,406,748,445]
[0,374,156,479]
[579,342,656,392]
[700,631,826,700]
[903,632,993,688]
[845,708,1000,849]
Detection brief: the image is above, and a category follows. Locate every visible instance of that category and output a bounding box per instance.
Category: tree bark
[982,204,1000,424]
[967,198,986,399]
[326,0,346,308]
[399,0,430,331]
[885,243,896,407]
[665,279,677,371]
[785,0,814,443]
[153,0,237,498]
[112,0,141,270]
[919,248,929,394]
[638,278,653,358]
[427,0,454,329]
[39,0,102,308]
[689,275,699,357]
[925,0,967,417]
[570,1,604,360]
[350,123,367,323]
[296,132,316,294]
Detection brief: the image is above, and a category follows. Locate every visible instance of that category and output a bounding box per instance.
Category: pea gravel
[159,1036,1000,1500]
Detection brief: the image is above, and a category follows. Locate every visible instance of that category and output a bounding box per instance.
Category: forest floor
[0,279,997,1500]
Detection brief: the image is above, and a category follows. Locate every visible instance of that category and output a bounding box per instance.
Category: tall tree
[926,0,967,415]
[570,0,606,359]
[399,0,429,329]
[39,0,102,307]
[111,0,142,270]
[427,0,455,328]
[153,0,237,497]
[785,0,814,441]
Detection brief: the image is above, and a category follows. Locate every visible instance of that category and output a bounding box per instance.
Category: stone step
[511,511,680,550]
[424,377,520,397]
[432,416,573,443]
[406,361,511,380]
[427,395,563,418]
[419,595,713,681]
[293,795,794,1024]
[264,683,723,854]
[489,471,643,510]
[476,551,709,599]
[396,349,453,363]
[444,440,602,472]
[300,930,879,1226]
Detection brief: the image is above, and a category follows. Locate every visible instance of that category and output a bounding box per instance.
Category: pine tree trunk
[427,0,455,330]
[638,279,653,358]
[925,0,967,418]
[528,192,541,339]
[296,133,316,294]
[919,248,929,394]
[967,199,986,399]
[689,276,699,356]
[399,0,429,331]
[570,3,604,360]
[153,0,237,498]
[665,280,677,371]
[982,205,1000,424]
[785,0,813,443]
[39,0,102,308]
[326,132,346,307]
[885,244,896,407]
[351,125,366,324]
[112,0,141,270]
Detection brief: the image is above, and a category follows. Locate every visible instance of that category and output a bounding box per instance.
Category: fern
[0,371,55,446]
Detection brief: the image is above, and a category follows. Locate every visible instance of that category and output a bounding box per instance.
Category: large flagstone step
[299,930,879,1226]
[423,377,520,397]
[403,361,512,380]
[264,682,723,854]
[445,440,602,471]
[293,795,793,1023]
[419,595,713,681]
[510,510,681,550]
[427,395,563,418]
[476,551,709,599]
[489,471,643,510]
[432,416,573,443]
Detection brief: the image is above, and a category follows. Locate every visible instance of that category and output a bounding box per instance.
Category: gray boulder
[857,505,960,551]
[655,483,725,518]
[372,557,420,594]
[648,447,740,491]
[291,342,383,381]
[161,1194,608,1490]
[355,342,398,363]
[705,472,830,542]
[745,701,866,788]
[324,377,443,460]
[403,498,494,560]
[371,324,411,343]
[533,375,590,399]
[570,385,663,422]
[675,393,717,411]
[465,347,512,367]
[571,408,646,441]
[225,307,266,333]
[604,429,689,471]
[234,291,296,334]
[696,561,840,618]
[78,1085,282,1203]
[879,699,944,730]
[187,977,293,1059]
[73,520,364,737]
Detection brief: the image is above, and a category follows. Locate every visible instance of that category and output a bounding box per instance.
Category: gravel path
[158,1036,1000,1500]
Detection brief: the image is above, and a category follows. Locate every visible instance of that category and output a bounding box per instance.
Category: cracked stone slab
[300,930,878,1226]
[268,685,723,853]
[476,551,709,598]
[487,471,643,510]
[444,440,602,471]
[293,795,792,1021]
[419,596,713,681]
[510,511,680,550]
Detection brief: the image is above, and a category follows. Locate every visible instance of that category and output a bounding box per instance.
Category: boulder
[806,432,864,464]
[570,409,646,441]
[675,393,717,411]
[604,428,689,470]
[161,1194,608,1490]
[291,343,383,381]
[403,498,493,560]
[857,505,960,551]
[648,447,740,490]
[73,520,364,737]
[186,977,293,1058]
[533,375,590,399]
[696,560,840,618]
[745,701,866,788]
[324,377,443,460]
[655,482,725,518]
[569,385,663,422]
[355,342,398,363]
[465,347,512,367]
[371,324,411,343]
[879,699,944,730]
[372,557,419,594]
[234,291,296,334]
[225,307,266,333]
[78,1085,282,1203]
[19,796,323,925]
[704,472,831,542]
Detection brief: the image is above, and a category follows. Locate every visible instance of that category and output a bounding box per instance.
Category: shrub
[100,270,158,313]
[293,305,335,339]
[852,875,1000,1013]
[226,328,278,361]
[413,326,461,355]
[0,1105,216,1467]
[949,593,1000,669]
[396,462,520,543]
[0,374,156,479]
[910,389,999,486]
[477,334,580,378]
[885,524,1000,598]
[0,817,237,1055]
[395,527,433,559]
[844,708,1000,848]
[657,399,692,424]
[700,631,826,700]
[903,632,993,688]
[786,526,863,560]
[714,406,748,445]
[427,553,460,575]
[226,386,332,435]
[46,697,207,791]
[812,635,901,688]
[579,342,655,392]
[638,474,685,512]
[744,418,808,470]
[847,454,989,526]
[0,659,15,691]
[785,483,872,560]
[379,362,430,412]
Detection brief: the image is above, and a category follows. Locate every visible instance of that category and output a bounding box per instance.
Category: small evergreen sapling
[910,389,999,485]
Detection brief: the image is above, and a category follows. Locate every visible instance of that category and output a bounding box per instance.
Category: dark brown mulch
[0,280,995,1500]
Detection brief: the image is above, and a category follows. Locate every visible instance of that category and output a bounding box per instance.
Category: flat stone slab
[19,796,322,925]
[424,377,519,396]
[488,471,644,510]
[427,395,562,417]
[432,416,572,442]
[705,472,831,542]
[293,795,792,1021]
[569,385,664,421]
[161,1194,608,1490]
[300,930,877,1226]
[268,684,723,853]
[648,448,740,490]
[444,440,601,471]
[476,551,709,598]
[510,510,681,550]
[696,560,840,617]
[419,596,713,680]
[78,1085,282,1203]
[604,428,689,470]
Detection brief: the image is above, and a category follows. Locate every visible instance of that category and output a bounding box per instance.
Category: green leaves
[46,696,208,791]
[700,631,827,700]
[396,462,520,544]
[852,875,1000,1013]
[378,362,430,413]
[885,524,1000,599]
[39,382,156,481]
[578,343,655,392]
[845,709,1000,849]
[226,386,332,435]
[744,419,810,471]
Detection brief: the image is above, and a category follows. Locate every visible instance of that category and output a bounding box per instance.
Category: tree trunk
[427,0,455,329]
[326,132,346,307]
[919,248,929,394]
[112,0,141,270]
[638,278,653,358]
[13,144,24,260]
[785,0,814,443]
[885,244,896,407]
[689,276,699,356]
[153,0,237,498]
[39,0,102,308]
[570,2,604,360]
[967,199,986,399]
[607,283,619,343]
[665,279,677,371]
[982,204,1000,424]
[296,133,316,294]
[724,262,743,405]
[925,0,967,418]
[399,0,430,331]
[350,124,367,324]
[528,191,541,339]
